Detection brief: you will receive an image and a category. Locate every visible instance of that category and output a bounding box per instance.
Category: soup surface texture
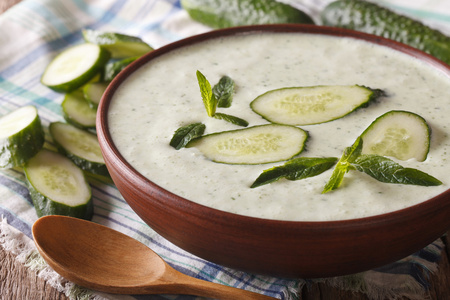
[108,32,450,221]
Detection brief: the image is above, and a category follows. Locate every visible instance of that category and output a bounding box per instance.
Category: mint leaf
[213,75,234,108]
[251,157,337,188]
[393,168,442,186]
[345,136,363,163]
[214,112,248,127]
[170,122,206,150]
[322,163,348,193]
[352,154,442,186]
[196,70,217,117]
[196,72,245,127]
[323,135,442,192]
[284,157,338,180]
[322,137,362,193]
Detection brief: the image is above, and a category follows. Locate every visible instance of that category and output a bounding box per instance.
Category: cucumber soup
[108,32,450,221]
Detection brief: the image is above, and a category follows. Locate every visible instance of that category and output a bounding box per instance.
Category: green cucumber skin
[321,0,450,65]
[53,144,109,177]
[82,30,153,59]
[49,122,109,176]
[24,149,94,220]
[61,91,97,129]
[103,56,139,81]
[181,0,314,29]
[42,46,111,93]
[82,30,147,46]
[62,110,96,130]
[251,85,385,126]
[82,84,102,109]
[188,124,309,165]
[0,114,45,168]
[26,179,93,219]
[360,110,431,161]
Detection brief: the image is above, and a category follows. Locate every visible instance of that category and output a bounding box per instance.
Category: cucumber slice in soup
[50,122,108,176]
[0,106,45,168]
[82,29,153,59]
[41,43,110,93]
[188,124,308,164]
[251,85,383,125]
[360,110,431,161]
[83,82,108,108]
[62,90,97,129]
[24,149,93,220]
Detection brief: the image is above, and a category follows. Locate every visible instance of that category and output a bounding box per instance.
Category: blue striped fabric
[0,1,449,299]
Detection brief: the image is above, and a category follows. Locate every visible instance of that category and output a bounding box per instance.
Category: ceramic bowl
[97,25,450,278]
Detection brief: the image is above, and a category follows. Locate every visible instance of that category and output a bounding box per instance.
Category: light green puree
[108,33,450,221]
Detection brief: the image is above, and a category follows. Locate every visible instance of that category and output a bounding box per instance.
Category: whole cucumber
[181,0,314,29]
[321,0,450,65]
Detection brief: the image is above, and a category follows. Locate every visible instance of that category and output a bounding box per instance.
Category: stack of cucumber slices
[42,29,153,129]
[0,106,95,220]
[0,30,153,220]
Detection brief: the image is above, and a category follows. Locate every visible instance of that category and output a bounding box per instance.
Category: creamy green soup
[108,32,450,221]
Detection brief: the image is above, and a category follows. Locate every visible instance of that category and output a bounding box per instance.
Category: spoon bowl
[32,215,276,299]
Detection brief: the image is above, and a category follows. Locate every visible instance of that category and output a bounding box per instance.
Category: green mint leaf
[196,70,217,117]
[322,163,348,193]
[284,157,338,180]
[345,136,363,163]
[352,154,442,186]
[213,112,249,127]
[322,137,362,193]
[251,157,338,188]
[392,168,443,186]
[170,122,206,150]
[213,75,235,108]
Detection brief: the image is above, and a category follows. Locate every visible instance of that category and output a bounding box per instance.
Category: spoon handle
[160,266,278,299]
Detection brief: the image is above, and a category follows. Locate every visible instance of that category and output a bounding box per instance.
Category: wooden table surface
[1,229,449,300]
[0,1,449,299]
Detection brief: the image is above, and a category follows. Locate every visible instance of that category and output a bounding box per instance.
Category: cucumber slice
[41,43,110,93]
[103,56,139,81]
[49,122,108,176]
[360,110,431,162]
[83,82,108,108]
[188,124,308,164]
[0,106,45,168]
[250,85,383,126]
[24,149,93,220]
[82,29,153,59]
[62,90,97,129]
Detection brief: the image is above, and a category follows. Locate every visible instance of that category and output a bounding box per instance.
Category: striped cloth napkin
[0,1,448,299]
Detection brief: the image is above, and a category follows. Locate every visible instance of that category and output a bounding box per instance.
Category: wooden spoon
[32,215,277,299]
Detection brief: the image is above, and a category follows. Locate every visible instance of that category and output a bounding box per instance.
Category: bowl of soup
[97,24,450,278]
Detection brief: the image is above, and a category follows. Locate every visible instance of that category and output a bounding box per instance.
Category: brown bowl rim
[97,24,450,230]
